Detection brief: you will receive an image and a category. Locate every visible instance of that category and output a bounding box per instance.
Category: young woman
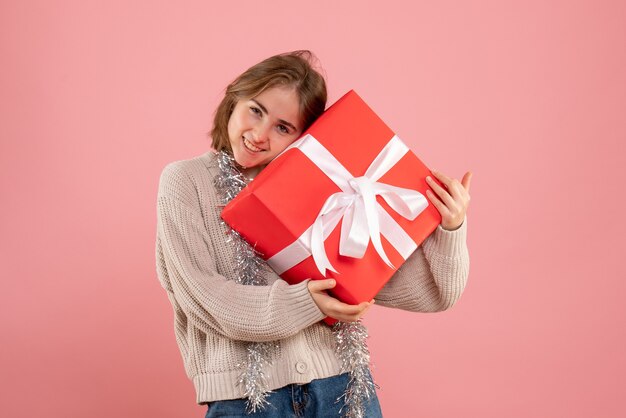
[156,50,472,417]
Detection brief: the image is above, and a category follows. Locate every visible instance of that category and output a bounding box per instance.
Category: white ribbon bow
[267,134,429,277]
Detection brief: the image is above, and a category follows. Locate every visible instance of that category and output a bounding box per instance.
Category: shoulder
[159,150,217,183]
[158,151,218,203]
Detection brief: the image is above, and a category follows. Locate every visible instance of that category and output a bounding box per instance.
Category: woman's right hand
[307,279,374,322]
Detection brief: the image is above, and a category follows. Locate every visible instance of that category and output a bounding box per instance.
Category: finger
[461,171,472,194]
[425,175,456,208]
[432,170,466,198]
[425,189,451,218]
[335,313,360,323]
[356,301,372,317]
[342,302,373,322]
[328,299,370,316]
[338,310,365,322]
[430,169,454,187]
[308,279,336,292]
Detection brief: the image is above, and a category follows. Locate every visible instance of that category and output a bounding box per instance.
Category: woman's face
[228,86,302,169]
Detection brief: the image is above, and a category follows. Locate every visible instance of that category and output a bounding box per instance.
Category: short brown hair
[210,50,327,153]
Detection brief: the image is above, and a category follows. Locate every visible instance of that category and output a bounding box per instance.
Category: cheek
[227,113,242,139]
[273,135,298,153]
[229,110,253,135]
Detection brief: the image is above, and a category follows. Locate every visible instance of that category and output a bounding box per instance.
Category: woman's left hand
[425,169,473,231]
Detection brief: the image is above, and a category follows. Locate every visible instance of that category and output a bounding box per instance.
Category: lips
[242,136,265,153]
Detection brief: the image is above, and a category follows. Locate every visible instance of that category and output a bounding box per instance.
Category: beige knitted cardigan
[155,151,470,404]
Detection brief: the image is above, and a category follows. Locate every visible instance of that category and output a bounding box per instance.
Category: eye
[249,106,262,116]
[277,124,290,134]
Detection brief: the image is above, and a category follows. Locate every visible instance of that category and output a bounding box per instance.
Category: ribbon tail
[370,228,394,269]
[377,205,418,259]
[311,218,338,276]
[310,194,350,276]
[356,177,395,270]
[339,199,369,259]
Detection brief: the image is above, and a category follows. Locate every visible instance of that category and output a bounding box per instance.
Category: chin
[233,150,257,169]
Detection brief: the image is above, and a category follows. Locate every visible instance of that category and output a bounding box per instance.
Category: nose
[251,121,271,144]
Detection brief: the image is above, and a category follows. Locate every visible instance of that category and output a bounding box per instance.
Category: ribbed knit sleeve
[156,162,326,342]
[374,215,470,312]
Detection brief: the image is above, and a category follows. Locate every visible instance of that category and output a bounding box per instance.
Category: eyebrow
[251,99,299,132]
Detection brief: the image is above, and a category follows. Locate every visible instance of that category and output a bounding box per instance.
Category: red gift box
[221,90,442,325]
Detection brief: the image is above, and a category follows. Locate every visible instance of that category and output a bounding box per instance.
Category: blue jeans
[204,372,383,417]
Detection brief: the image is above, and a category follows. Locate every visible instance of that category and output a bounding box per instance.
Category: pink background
[1,1,625,417]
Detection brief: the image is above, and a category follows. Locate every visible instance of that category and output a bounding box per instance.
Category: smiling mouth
[243,137,264,153]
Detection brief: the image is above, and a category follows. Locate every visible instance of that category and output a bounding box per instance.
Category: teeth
[243,137,263,152]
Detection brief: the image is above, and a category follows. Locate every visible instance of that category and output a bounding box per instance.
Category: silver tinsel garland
[215,151,277,413]
[333,321,379,418]
[214,150,377,417]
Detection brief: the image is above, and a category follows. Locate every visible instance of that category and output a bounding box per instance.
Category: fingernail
[426,176,431,181]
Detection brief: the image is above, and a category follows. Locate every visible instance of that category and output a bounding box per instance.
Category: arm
[374,215,469,312]
[156,162,325,342]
